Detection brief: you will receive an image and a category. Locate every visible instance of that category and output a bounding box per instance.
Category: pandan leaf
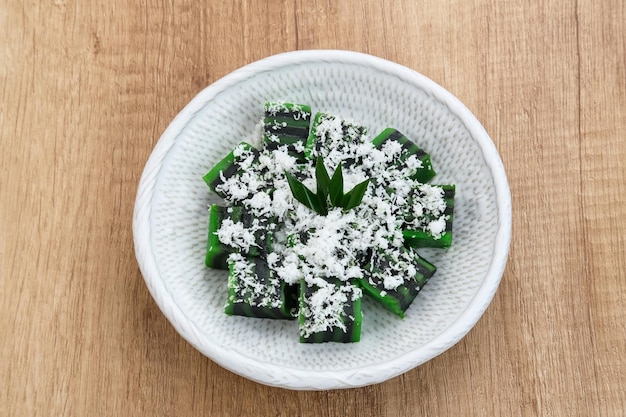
[342,179,371,211]
[285,171,328,215]
[329,162,344,207]
[285,156,370,215]
[315,156,330,203]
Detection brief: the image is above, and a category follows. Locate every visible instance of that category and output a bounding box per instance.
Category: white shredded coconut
[272,149,296,171]
[315,116,344,143]
[293,141,305,153]
[405,154,424,171]
[299,279,362,338]
[210,109,453,335]
[419,184,447,214]
[227,253,283,308]
[268,134,280,143]
[270,188,293,220]
[266,252,279,268]
[427,217,447,239]
[381,140,403,160]
[265,101,310,121]
[246,191,272,217]
[216,219,259,253]
[275,251,303,285]
[216,175,249,201]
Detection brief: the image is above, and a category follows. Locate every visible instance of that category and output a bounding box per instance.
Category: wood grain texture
[1,0,624,415]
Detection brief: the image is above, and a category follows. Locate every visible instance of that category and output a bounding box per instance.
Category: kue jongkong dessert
[202,101,455,343]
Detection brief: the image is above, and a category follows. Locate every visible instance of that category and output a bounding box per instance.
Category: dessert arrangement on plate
[134,50,510,388]
[202,101,455,343]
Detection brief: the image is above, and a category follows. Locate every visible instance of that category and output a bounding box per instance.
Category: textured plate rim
[133,49,512,390]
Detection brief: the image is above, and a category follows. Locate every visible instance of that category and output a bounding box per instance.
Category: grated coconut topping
[209,107,451,337]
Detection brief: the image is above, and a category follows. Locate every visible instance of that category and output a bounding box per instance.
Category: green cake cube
[403,184,455,248]
[371,128,436,183]
[298,277,362,343]
[202,142,259,200]
[358,248,436,318]
[304,112,369,164]
[225,255,298,319]
[205,204,275,269]
[263,102,312,159]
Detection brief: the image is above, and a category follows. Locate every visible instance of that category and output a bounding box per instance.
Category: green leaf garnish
[285,171,328,215]
[329,162,344,207]
[285,156,369,215]
[315,156,330,203]
[341,179,370,211]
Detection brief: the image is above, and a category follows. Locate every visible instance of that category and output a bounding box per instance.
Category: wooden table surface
[2,0,625,415]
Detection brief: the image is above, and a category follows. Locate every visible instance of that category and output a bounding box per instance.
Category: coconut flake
[216,219,259,253]
[299,279,362,338]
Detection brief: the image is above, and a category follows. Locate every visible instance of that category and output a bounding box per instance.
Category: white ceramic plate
[133,50,511,390]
